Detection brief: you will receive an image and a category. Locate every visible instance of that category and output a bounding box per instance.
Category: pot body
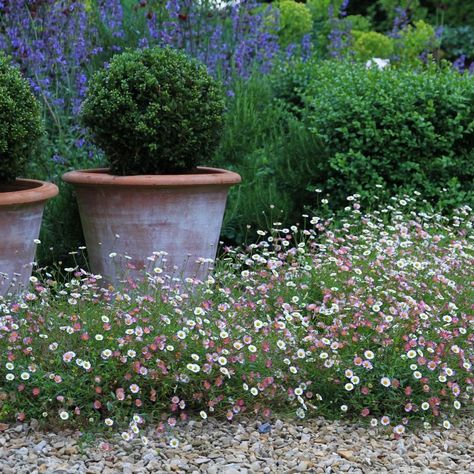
[63,167,241,283]
[0,179,58,296]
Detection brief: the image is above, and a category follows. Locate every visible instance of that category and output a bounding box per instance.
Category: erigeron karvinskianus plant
[80,46,226,176]
[0,53,42,184]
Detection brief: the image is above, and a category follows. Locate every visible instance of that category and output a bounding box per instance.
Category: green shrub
[213,70,331,245]
[274,59,474,212]
[306,0,344,21]
[351,21,438,66]
[353,31,394,60]
[81,47,225,175]
[30,142,103,269]
[441,25,474,61]
[345,14,371,32]
[398,20,439,64]
[213,74,295,243]
[0,54,42,183]
[275,0,314,47]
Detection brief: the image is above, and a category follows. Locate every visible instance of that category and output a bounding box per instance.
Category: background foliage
[301,61,473,211]
[0,0,472,257]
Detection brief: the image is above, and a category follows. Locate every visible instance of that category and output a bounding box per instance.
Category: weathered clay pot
[0,179,58,296]
[62,167,241,283]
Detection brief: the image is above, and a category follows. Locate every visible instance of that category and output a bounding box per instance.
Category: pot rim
[62,167,242,188]
[0,179,59,207]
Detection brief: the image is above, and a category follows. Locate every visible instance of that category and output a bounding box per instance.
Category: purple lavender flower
[327,1,351,59]
[301,34,313,61]
[340,0,349,18]
[390,7,410,39]
[98,0,125,38]
[286,43,298,60]
[52,154,66,165]
[453,55,466,73]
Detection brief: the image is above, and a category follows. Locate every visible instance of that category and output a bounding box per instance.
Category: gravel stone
[0,417,472,473]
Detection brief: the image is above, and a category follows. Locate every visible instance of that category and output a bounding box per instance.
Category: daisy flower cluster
[0,195,472,440]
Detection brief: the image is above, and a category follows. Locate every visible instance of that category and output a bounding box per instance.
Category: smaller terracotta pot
[0,179,58,296]
[62,167,241,283]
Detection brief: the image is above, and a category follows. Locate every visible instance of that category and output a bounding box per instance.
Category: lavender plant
[0,1,283,111]
[0,0,94,125]
[327,0,351,59]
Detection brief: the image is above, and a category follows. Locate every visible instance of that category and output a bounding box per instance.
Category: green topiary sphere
[353,31,395,61]
[0,54,42,184]
[81,47,226,176]
[276,1,313,47]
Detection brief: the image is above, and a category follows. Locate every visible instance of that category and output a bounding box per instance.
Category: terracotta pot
[0,179,58,296]
[62,167,241,283]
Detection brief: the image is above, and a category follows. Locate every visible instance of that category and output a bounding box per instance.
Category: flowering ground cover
[0,195,472,444]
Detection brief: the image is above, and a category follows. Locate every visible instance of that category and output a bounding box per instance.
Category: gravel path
[0,417,473,474]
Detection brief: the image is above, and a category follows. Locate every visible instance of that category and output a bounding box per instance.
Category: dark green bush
[0,54,42,183]
[441,25,474,61]
[423,0,474,27]
[29,141,103,269]
[81,47,225,175]
[274,59,474,211]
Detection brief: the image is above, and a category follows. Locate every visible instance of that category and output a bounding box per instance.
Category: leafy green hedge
[274,60,474,211]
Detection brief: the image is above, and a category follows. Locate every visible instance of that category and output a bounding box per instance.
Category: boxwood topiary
[353,31,394,61]
[276,1,313,47]
[0,54,42,184]
[80,47,226,176]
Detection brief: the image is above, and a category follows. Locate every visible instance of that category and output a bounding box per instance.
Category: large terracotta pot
[62,167,241,283]
[0,179,58,296]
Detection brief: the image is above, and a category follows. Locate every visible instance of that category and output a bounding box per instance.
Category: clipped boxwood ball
[276,1,313,47]
[353,31,394,61]
[0,54,42,184]
[81,47,226,176]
